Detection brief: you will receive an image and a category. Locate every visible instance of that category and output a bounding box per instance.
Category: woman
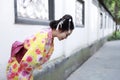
[6,14,74,80]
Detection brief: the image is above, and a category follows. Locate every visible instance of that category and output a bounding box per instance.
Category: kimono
[6,29,54,80]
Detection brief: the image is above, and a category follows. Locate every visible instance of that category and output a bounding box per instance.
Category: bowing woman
[6,14,74,80]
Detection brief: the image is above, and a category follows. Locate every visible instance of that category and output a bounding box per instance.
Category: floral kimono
[6,29,54,80]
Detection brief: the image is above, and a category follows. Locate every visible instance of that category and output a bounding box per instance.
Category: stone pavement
[67,40,120,80]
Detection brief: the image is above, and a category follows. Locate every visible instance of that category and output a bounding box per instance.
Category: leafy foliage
[107,31,120,41]
[103,0,114,16]
[103,0,120,20]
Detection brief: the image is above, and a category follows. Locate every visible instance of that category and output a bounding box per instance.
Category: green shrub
[107,31,120,41]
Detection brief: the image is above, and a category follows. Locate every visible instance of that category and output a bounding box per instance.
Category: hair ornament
[68,19,71,33]
[56,19,65,30]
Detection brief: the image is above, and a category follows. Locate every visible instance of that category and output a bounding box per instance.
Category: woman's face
[57,30,72,40]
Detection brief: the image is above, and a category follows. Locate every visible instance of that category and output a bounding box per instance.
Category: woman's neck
[52,29,58,38]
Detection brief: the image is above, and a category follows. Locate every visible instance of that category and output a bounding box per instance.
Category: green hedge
[108,31,120,41]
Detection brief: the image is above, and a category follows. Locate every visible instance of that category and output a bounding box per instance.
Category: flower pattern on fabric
[6,29,54,80]
[26,56,33,62]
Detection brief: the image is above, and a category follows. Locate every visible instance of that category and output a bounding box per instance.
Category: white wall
[88,1,100,44]
[0,0,49,79]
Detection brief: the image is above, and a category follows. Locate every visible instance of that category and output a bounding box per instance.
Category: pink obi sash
[11,41,27,63]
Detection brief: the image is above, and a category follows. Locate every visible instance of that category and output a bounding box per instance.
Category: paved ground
[67,40,120,80]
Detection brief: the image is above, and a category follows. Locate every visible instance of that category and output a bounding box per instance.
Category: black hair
[49,14,74,32]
